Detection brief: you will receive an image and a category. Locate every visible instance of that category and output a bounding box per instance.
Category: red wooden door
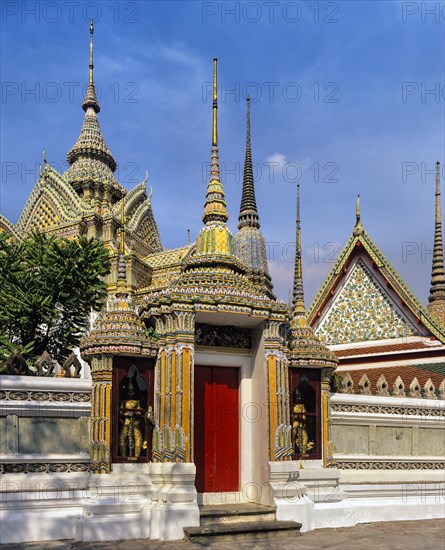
[194,366,239,493]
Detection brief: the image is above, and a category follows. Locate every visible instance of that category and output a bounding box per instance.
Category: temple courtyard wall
[0,375,444,543]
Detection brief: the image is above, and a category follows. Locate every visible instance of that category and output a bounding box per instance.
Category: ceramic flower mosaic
[316,259,418,345]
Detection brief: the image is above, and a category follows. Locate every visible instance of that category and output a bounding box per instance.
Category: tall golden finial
[201,58,228,226]
[212,57,217,146]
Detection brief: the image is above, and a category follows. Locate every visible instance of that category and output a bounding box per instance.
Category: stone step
[184,520,302,543]
[199,503,276,526]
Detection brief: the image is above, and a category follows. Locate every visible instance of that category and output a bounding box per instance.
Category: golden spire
[201,58,229,225]
[427,161,445,322]
[353,194,364,236]
[193,59,234,259]
[292,184,305,316]
[212,57,217,147]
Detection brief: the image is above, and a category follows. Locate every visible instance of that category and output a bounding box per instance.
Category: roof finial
[187,228,191,245]
[353,193,364,236]
[292,184,305,315]
[89,18,94,84]
[427,161,445,322]
[212,57,217,147]
[238,97,260,229]
[201,58,229,226]
[42,148,46,163]
[82,19,100,113]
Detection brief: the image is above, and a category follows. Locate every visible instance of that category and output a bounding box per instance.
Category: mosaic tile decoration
[316,258,419,345]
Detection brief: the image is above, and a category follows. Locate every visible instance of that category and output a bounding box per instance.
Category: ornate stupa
[194,58,235,260]
[64,20,125,205]
[427,161,445,326]
[81,202,155,359]
[288,185,338,370]
[234,98,274,298]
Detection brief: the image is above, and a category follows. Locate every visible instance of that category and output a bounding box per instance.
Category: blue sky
[1,0,444,305]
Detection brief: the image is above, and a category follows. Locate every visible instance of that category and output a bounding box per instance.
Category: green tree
[0,231,110,369]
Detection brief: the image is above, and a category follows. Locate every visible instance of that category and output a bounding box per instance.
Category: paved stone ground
[2,519,444,550]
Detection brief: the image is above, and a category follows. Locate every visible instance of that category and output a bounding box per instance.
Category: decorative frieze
[0,462,89,474]
[0,390,90,403]
[334,460,445,470]
[331,402,445,418]
[195,323,252,349]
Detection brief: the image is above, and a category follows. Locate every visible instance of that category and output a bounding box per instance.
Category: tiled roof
[307,228,445,343]
[335,340,441,358]
[144,246,192,269]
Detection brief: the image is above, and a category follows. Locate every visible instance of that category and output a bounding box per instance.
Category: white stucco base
[268,461,445,533]
[0,473,89,544]
[1,462,444,544]
[0,462,199,544]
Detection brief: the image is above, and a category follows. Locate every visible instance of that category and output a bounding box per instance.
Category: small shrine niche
[289,369,321,460]
[112,358,155,463]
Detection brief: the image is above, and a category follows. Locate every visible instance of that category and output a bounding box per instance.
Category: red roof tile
[335,340,439,358]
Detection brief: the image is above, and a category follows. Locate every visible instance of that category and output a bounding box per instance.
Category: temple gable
[316,257,419,345]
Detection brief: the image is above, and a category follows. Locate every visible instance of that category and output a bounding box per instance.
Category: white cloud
[266,153,287,168]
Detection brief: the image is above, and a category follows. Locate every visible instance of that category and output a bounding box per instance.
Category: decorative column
[321,367,335,468]
[90,354,113,474]
[153,310,195,463]
[264,319,292,462]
